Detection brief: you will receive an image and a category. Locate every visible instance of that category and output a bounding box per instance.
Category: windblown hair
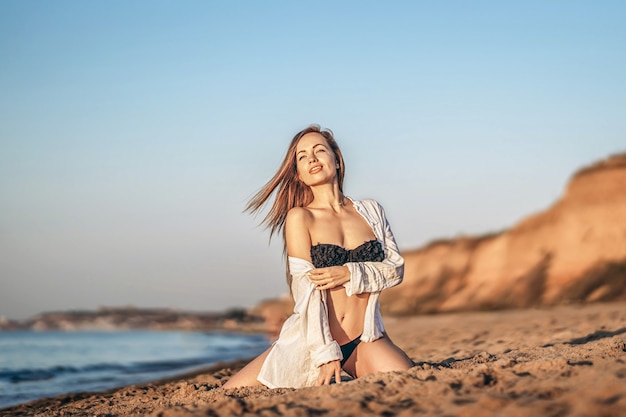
[245,124,346,244]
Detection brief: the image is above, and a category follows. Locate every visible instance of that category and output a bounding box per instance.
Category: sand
[3,301,625,417]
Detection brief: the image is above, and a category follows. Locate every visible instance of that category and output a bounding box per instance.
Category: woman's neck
[309,184,345,212]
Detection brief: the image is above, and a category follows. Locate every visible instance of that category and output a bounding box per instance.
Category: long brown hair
[245,124,346,243]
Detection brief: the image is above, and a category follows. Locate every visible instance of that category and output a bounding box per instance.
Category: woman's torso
[305,201,379,345]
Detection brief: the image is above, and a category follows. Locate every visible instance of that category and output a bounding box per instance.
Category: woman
[224,125,412,388]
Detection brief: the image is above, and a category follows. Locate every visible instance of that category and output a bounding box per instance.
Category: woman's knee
[355,337,412,375]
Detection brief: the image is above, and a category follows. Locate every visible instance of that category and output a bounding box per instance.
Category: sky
[1,1,625,320]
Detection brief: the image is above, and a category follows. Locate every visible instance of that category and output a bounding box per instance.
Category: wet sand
[3,301,625,417]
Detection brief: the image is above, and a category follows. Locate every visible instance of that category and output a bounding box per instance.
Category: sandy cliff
[381,153,626,315]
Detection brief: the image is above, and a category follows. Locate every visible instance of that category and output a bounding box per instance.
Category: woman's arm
[285,207,312,261]
[285,208,342,385]
[304,201,404,295]
[342,201,404,296]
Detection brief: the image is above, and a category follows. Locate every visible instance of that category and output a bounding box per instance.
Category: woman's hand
[308,266,350,290]
[316,360,342,385]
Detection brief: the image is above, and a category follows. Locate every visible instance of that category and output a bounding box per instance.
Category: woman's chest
[308,211,377,248]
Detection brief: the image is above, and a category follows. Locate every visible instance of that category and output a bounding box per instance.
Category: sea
[0,330,269,409]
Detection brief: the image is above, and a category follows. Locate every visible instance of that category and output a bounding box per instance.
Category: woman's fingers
[308,266,349,289]
[316,370,331,385]
[316,361,341,385]
[308,270,329,287]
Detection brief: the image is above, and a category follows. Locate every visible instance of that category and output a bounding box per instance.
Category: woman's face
[295,132,338,187]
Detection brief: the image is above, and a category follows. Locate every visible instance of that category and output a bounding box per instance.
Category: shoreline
[2,301,625,416]
[0,330,269,411]
[0,358,254,414]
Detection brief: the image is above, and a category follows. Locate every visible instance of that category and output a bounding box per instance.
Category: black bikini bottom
[340,335,362,366]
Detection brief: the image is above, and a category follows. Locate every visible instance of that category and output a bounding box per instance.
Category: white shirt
[257,198,405,388]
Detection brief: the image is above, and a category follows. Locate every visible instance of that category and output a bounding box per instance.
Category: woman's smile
[309,164,323,174]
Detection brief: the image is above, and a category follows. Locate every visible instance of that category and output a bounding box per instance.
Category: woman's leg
[222,347,272,388]
[342,335,412,378]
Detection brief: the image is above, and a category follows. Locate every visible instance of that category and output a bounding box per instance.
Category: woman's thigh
[343,335,413,378]
[222,346,272,389]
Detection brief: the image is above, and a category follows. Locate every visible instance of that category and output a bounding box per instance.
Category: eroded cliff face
[381,153,626,315]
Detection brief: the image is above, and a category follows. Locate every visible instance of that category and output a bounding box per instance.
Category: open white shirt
[257,198,404,388]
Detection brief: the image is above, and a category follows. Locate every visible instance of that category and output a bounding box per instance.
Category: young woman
[224,125,412,388]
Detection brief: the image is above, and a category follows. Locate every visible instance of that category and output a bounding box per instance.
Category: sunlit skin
[223,132,412,388]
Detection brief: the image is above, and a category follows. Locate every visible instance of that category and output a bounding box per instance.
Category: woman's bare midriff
[326,287,370,345]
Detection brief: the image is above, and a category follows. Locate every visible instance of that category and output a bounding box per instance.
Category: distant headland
[0,305,264,332]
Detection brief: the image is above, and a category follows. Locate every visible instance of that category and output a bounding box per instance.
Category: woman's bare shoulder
[285,207,313,257]
[286,206,312,224]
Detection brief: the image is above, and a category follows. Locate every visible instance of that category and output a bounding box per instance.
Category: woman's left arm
[307,201,404,296]
[342,203,404,296]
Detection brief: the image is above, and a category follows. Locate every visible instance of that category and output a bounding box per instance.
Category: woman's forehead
[296,133,329,151]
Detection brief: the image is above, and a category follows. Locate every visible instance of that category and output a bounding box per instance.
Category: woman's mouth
[309,165,322,174]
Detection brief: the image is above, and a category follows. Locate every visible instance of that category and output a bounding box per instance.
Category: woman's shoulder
[285,207,313,257]
[286,206,312,221]
[285,206,314,230]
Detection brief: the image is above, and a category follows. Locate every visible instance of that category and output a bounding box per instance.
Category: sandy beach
[2,301,625,417]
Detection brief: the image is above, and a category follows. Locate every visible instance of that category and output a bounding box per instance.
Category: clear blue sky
[1,1,624,319]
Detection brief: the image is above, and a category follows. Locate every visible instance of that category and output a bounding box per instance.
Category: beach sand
[3,301,625,417]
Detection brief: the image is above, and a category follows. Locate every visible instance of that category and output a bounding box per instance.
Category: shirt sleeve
[288,256,343,367]
[343,201,404,296]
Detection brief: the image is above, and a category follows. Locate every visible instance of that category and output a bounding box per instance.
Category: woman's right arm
[285,207,312,261]
[285,208,342,385]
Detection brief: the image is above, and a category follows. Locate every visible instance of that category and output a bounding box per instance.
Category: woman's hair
[245,124,345,242]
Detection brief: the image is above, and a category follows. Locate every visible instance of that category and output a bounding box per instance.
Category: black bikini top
[310,239,385,268]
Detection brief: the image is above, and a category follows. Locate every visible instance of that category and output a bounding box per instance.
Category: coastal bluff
[380,152,626,315]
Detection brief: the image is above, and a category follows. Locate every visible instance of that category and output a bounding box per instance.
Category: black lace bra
[310,239,385,268]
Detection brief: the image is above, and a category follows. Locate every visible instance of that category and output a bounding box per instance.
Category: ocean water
[0,330,269,409]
